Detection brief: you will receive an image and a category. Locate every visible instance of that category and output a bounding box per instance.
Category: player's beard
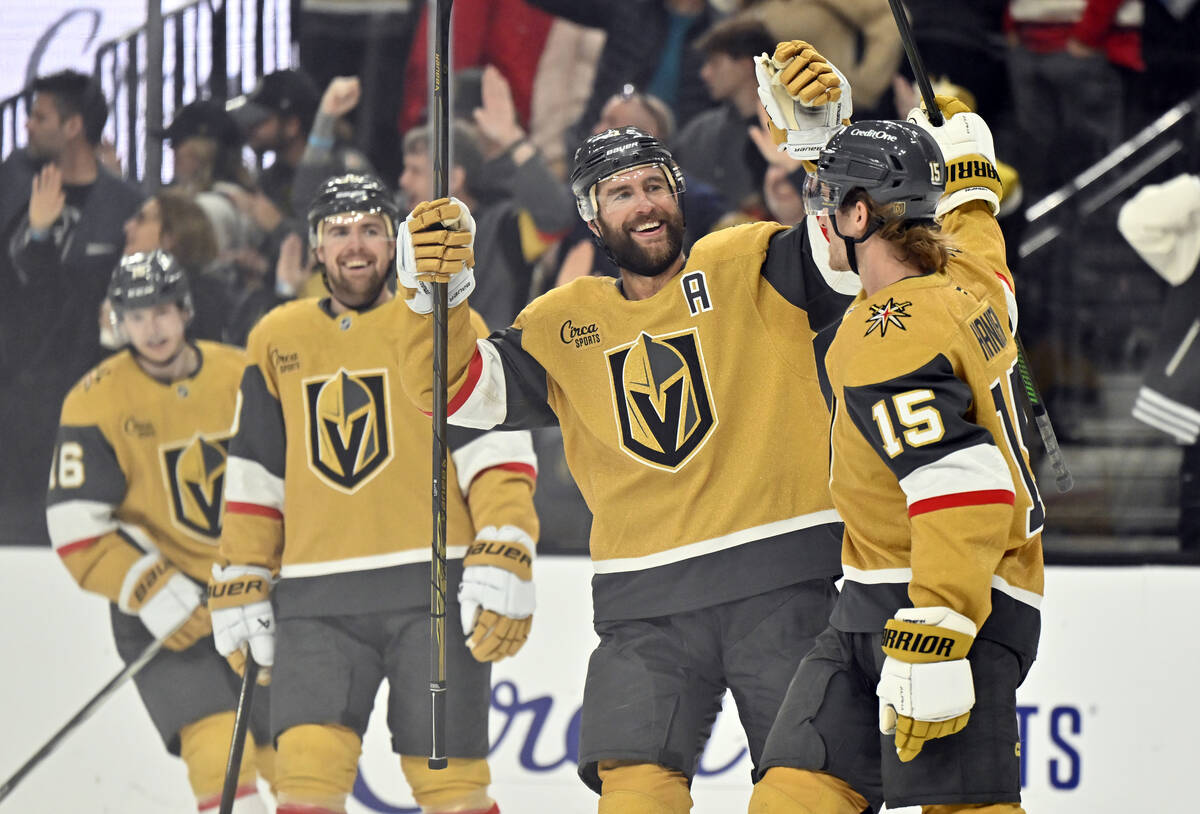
[596,203,685,278]
[326,251,391,310]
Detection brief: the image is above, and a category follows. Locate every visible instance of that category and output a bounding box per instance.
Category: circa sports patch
[864,297,913,338]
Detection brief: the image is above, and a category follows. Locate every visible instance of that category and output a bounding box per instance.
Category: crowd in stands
[1,0,1198,546]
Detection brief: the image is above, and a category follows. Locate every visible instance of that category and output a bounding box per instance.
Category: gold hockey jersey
[47,342,246,599]
[220,297,538,618]
[397,220,859,621]
[825,202,1044,661]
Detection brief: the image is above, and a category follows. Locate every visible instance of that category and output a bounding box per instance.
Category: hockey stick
[217,656,259,814]
[427,0,454,772]
[0,634,168,805]
[885,0,1074,492]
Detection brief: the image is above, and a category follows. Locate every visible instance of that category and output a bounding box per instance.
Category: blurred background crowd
[0,0,1197,560]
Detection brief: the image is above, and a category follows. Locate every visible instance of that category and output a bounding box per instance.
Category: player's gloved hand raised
[397,196,476,315]
[756,40,852,161]
[876,606,977,762]
[458,527,535,662]
[907,95,1002,218]
[208,563,275,685]
[120,553,211,651]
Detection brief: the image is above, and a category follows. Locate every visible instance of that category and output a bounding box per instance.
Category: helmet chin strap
[830,214,883,275]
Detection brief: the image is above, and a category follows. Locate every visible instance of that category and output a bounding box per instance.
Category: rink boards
[0,550,1195,813]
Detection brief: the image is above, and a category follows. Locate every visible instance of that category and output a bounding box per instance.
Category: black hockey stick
[0,634,167,805]
[428,0,454,772]
[217,656,259,814]
[885,0,1074,492]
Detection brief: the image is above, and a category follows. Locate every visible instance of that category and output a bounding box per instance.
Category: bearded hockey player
[750,101,1044,813]
[209,173,538,814]
[46,250,273,812]
[391,42,861,814]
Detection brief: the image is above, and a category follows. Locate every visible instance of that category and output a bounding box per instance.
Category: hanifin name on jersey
[970,306,1008,361]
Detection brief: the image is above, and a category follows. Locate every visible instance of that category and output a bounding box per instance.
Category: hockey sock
[748,767,868,814]
[275,724,361,812]
[596,761,692,814]
[400,755,495,812]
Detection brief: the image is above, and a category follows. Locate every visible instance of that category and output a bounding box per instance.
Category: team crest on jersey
[303,368,393,493]
[605,329,717,471]
[161,434,231,541]
[864,298,913,337]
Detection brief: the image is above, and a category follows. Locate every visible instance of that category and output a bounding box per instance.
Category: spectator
[735,0,903,118]
[673,17,775,212]
[1118,173,1200,551]
[528,17,607,180]
[119,190,234,343]
[527,0,718,148]
[399,68,576,328]
[297,0,422,182]
[400,0,555,134]
[1005,0,1144,200]
[0,70,143,544]
[155,99,256,254]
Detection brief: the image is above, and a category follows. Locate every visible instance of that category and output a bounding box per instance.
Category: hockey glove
[208,564,275,685]
[877,606,976,762]
[120,553,210,651]
[756,40,852,161]
[459,526,535,662]
[397,196,476,315]
[907,95,1002,219]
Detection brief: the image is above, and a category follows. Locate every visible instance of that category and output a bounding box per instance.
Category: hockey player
[208,173,538,814]
[391,43,859,814]
[46,250,273,813]
[749,101,1043,812]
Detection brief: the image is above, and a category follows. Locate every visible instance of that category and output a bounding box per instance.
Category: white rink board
[0,550,1197,813]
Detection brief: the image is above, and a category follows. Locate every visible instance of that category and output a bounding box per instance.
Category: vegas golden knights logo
[162,435,231,541]
[606,329,717,471]
[304,368,393,493]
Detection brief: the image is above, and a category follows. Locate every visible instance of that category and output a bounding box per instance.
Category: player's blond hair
[852,192,950,274]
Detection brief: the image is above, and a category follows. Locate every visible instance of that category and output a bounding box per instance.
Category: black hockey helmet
[107,250,193,318]
[570,126,686,221]
[307,172,400,247]
[806,120,945,222]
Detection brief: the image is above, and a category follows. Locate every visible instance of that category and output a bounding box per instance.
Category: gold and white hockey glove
[459,526,535,662]
[208,564,275,685]
[907,95,1002,219]
[397,196,476,314]
[876,606,977,763]
[756,40,852,161]
[120,553,210,651]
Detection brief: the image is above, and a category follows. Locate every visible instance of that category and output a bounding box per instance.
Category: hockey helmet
[307,172,400,247]
[806,120,945,222]
[107,249,193,318]
[570,126,686,221]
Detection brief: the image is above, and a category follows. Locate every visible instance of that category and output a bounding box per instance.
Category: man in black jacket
[0,70,143,545]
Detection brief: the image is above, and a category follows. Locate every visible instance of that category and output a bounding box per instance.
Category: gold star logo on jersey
[161,434,231,541]
[864,298,913,338]
[605,329,717,471]
[303,368,394,493]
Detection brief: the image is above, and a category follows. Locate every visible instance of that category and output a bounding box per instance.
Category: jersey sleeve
[46,402,146,603]
[761,216,860,331]
[841,351,1016,629]
[394,299,559,431]
[940,201,1020,332]
[219,328,286,572]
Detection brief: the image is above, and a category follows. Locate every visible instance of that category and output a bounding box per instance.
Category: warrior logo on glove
[161,434,231,540]
[303,368,394,492]
[605,329,717,471]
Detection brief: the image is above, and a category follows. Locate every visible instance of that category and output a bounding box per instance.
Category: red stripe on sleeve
[56,535,104,557]
[995,271,1014,292]
[226,501,283,520]
[908,489,1015,518]
[473,462,538,485]
[447,348,484,417]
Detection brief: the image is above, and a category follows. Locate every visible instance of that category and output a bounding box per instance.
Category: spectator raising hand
[473,65,529,157]
[319,76,362,118]
[29,163,66,233]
